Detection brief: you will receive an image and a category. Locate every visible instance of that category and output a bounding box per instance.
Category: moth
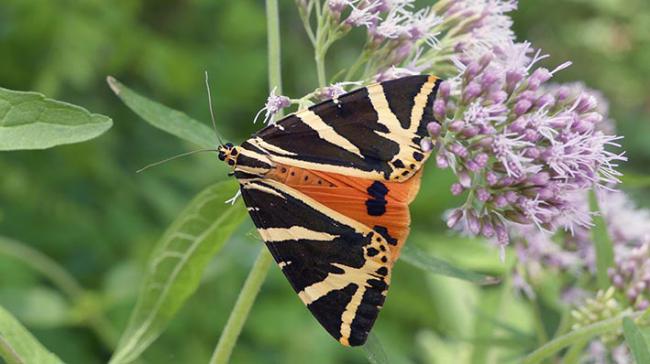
[218,75,441,346]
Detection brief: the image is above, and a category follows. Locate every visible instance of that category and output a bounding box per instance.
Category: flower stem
[313,4,329,87]
[521,311,644,364]
[209,248,274,364]
[266,0,283,98]
[0,236,83,299]
[589,190,614,289]
[530,295,549,345]
[208,1,282,362]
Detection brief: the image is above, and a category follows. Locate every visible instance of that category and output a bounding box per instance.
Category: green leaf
[623,317,650,364]
[589,190,614,289]
[109,180,248,364]
[107,76,218,148]
[362,333,389,364]
[0,287,70,329]
[620,172,650,188]
[0,304,65,364]
[0,87,112,151]
[400,245,499,285]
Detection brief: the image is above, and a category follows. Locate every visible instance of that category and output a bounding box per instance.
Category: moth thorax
[218,143,239,168]
[219,143,273,177]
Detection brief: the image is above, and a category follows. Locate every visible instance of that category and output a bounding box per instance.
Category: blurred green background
[0,0,648,363]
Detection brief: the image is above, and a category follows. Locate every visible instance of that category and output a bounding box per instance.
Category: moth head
[218,142,239,167]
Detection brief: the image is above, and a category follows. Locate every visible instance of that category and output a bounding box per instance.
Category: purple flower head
[426,42,625,248]
[403,7,442,46]
[328,0,351,15]
[253,87,292,125]
[344,1,382,27]
[315,82,361,101]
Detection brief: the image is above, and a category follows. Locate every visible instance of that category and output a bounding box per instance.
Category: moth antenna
[204,71,225,145]
[136,148,218,174]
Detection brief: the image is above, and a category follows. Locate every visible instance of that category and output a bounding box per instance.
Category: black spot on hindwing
[373,225,398,245]
[239,179,392,347]
[365,181,389,216]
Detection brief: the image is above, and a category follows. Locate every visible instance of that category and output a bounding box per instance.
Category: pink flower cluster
[425,42,626,252]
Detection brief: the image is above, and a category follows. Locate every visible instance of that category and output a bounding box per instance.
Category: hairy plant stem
[316,51,327,87]
[208,0,283,362]
[0,236,118,349]
[530,294,549,345]
[521,310,648,364]
[209,248,274,364]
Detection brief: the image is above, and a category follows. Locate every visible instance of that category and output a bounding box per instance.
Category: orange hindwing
[266,163,423,262]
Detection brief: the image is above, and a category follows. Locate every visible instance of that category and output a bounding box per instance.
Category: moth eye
[225,142,234,148]
[218,152,226,161]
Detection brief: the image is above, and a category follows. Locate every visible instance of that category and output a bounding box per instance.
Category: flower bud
[458,169,471,188]
[451,183,464,195]
[427,122,442,136]
[474,153,489,168]
[536,94,556,108]
[449,120,465,132]
[486,171,499,186]
[461,126,479,138]
[420,138,434,152]
[514,99,533,116]
[439,81,451,100]
[506,70,524,91]
[477,188,491,202]
[436,152,449,169]
[433,99,447,120]
[481,218,495,238]
[467,211,481,235]
[446,209,463,228]
[489,90,508,104]
[462,82,482,103]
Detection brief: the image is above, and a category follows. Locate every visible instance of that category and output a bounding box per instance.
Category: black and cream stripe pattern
[240,179,392,346]
[219,75,443,346]
[248,75,441,181]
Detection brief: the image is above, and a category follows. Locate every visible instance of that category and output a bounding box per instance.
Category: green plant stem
[208,249,274,364]
[521,312,643,364]
[530,296,549,345]
[208,1,283,362]
[589,190,614,289]
[266,0,283,97]
[561,340,588,364]
[0,236,118,349]
[316,51,327,87]
[0,335,23,364]
[0,236,83,299]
